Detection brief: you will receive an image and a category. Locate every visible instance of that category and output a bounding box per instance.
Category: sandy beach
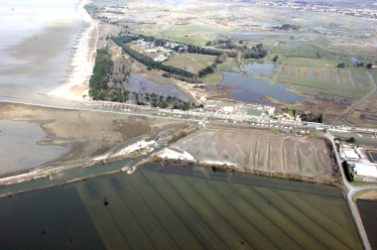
[49,0,99,101]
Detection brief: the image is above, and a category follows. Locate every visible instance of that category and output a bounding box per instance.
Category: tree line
[89,47,113,100]
[198,53,228,78]
[113,37,195,79]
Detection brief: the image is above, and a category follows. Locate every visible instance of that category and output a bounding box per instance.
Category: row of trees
[338,61,375,69]
[198,53,228,78]
[131,91,196,110]
[113,37,196,78]
[185,44,237,57]
[89,47,113,100]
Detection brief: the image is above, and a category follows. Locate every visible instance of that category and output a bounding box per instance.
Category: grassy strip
[256,187,349,249]
[144,172,229,250]
[210,180,303,250]
[97,178,155,249]
[279,190,359,248]
[130,173,204,249]
[112,176,179,250]
[235,184,325,248]
[167,173,247,249]
[75,182,131,249]
[192,179,281,250]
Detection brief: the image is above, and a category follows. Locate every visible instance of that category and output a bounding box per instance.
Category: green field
[165,53,216,74]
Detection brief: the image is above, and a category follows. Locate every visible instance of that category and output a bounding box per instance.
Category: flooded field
[0,162,362,249]
[127,74,190,101]
[220,72,304,104]
[357,199,377,250]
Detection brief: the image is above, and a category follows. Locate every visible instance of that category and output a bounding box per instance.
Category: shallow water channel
[0,161,362,249]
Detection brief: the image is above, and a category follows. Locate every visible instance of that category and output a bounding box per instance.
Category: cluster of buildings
[255,1,377,20]
[339,142,377,182]
[199,101,276,120]
[278,111,302,122]
[130,39,175,63]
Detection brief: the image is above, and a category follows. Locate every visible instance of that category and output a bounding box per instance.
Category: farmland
[173,128,336,183]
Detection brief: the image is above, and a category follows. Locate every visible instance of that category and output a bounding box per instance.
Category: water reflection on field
[0,162,362,249]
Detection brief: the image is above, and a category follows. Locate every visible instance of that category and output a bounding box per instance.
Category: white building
[353,163,377,178]
[340,147,360,161]
[222,106,234,113]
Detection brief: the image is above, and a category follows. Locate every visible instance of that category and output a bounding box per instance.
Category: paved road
[326,133,377,250]
[2,97,377,136]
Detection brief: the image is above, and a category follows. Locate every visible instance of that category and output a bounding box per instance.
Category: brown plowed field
[175,128,334,180]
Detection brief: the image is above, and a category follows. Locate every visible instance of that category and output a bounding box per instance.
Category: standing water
[0,162,363,249]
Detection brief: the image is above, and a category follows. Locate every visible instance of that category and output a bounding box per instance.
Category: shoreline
[49,0,98,101]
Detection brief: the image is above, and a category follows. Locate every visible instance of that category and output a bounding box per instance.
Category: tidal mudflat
[0,120,68,177]
[0,162,363,249]
[0,103,187,177]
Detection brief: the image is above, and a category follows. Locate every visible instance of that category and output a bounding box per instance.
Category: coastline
[49,0,98,101]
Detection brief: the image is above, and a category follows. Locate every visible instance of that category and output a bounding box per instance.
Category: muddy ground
[0,103,187,176]
[173,126,338,183]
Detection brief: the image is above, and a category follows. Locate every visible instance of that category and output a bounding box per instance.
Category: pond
[220,72,305,104]
[0,162,362,249]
